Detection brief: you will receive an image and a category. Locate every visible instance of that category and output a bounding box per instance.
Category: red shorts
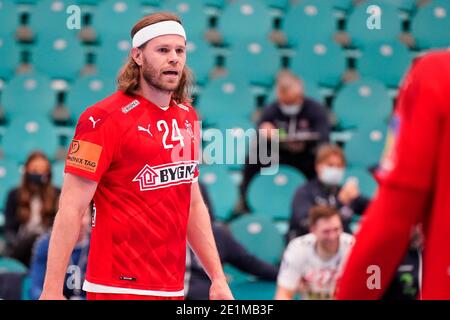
[87,292,184,300]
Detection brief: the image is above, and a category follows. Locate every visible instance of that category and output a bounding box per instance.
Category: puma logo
[89,116,101,128]
[138,124,153,137]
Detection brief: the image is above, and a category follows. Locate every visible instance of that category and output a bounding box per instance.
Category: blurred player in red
[335,50,450,300]
[40,13,233,300]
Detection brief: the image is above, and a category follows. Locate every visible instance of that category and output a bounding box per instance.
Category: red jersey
[335,50,450,300]
[64,91,200,296]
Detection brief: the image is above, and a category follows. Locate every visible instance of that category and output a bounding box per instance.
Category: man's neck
[138,81,172,109]
[315,243,338,261]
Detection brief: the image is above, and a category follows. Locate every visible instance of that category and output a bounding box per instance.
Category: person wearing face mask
[287,144,370,243]
[238,70,330,212]
[4,151,60,267]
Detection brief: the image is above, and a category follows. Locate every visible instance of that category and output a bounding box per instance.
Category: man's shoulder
[294,179,320,196]
[302,97,327,115]
[289,233,316,250]
[340,232,355,247]
[77,91,137,128]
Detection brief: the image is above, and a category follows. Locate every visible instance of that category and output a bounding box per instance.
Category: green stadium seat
[0,257,27,273]
[162,0,209,38]
[66,74,116,120]
[0,35,21,80]
[196,75,255,123]
[333,0,353,11]
[283,0,336,46]
[186,37,216,85]
[202,118,254,170]
[140,0,162,6]
[248,165,306,220]
[202,0,224,7]
[290,39,346,87]
[33,34,85,80]
[345,125,387,168]
[2,73,56,119]
[411,0,450,49]
[333,78,392,130]
[92,0,143,40]
[389,0,417,11]
[96,35,132,77]
[218,0,272,45]
[52,160,66,188]
[263,0,288,10]
[0,160,21,210]
[29,0,77,39]
[199,165,238,221]
[230,280,277,300]
[358,41,413,87]
[0,0,20,37]
[229,214,284,264]
[266,78,323,105]
[2,115,59,163]
[347,1,402,48]
[344,166,378,198]
[227,38,282,87]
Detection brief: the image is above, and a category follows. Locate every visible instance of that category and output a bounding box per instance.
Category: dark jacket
[259,98,330,155]
[288,178,370,242]
[185,223,279,300]
[4,187,60,266]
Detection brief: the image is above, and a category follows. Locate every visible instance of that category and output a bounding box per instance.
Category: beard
[141,57,181,94]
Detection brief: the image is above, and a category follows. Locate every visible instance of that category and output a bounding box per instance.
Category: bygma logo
[133,161,198,191]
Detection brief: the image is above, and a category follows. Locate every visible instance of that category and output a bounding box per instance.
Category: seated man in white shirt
[275,205,354,300]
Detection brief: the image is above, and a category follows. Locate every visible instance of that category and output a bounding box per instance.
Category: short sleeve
[276,240,303,291]
[64,107,120,182]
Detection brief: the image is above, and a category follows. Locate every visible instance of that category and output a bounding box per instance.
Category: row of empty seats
[1,0,449,49]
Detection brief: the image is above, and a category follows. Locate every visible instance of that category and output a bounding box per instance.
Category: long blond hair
[117,12,193,103]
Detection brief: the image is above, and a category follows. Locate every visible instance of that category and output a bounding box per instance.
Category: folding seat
[2,115,59,162]
[65,74,116,120]
[227,38,282,86]
[186,37,216,85]
[217,0,273,45]
[358,40,413,87]
[345,124,388,168]
[290,39,346,87]
[333,78,392,130]
[283,0,336,47]
[162,0,209,38]
[247,165,306,220]
[196,75,255,122]
[230,214,284,264]
[198,165,239,221]
[411,0,450,49]
[1,72,56,119]
[32,33,85,80]
[346,0,402,48]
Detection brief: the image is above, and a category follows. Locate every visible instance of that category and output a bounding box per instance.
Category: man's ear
[131,47,143,66]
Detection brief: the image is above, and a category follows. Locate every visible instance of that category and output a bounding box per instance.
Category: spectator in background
[29,206,91,300]
[4,151,60,267]
[239,70,330,212]
[287,144,370,242]
[185,183,278,300]
[275,206,354,300]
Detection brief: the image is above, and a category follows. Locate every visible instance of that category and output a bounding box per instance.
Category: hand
[209,278,234,300]
[338,178,360,205]
[259,122,277,140]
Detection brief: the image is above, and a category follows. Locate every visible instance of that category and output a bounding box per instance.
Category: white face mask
[280,104,301,116]
[319,166,345,186]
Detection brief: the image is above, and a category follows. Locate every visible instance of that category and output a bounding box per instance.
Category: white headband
[132,20,187,48]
